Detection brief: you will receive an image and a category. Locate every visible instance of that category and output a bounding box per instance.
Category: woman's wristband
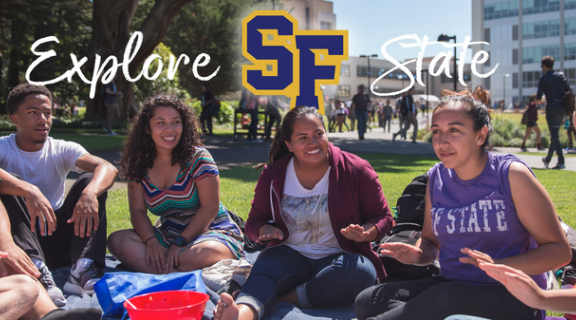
[144,235,156,245]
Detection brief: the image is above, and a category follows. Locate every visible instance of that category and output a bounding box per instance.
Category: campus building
[471,0,576,108]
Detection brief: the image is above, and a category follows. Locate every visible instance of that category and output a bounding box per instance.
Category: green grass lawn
[491,111,549,128]
[106,153,576,233]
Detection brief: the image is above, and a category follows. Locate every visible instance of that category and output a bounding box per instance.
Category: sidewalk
[66,113,575,192]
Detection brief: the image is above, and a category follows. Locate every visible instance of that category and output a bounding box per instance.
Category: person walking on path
[200,82,215,137]
[351,84,371,140]
[521,94,543,152]
[265,95,282,140]
[325,99,336,132]
[247,92,263,143]
[565,112,576,153]
[347,100,356,132]
[103,75,123,135]
[537,55,570,169]
[392,87,417,143]
[382,100,393,133]
[395,93,406,139]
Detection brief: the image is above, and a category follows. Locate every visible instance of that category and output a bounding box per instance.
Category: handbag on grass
[94,270,205,319]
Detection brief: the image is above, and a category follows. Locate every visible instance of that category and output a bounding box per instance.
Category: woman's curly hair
[120,94,202,182]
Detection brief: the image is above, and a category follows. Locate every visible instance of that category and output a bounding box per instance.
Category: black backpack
[558,72,576,115]
[373,223,440,283]
[396,173,428,226]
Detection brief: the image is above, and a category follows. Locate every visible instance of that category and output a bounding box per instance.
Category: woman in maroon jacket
[214,106,393,320]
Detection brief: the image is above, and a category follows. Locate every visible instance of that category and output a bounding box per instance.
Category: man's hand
[0,243,40,277]
[24,185,56,236]
[68,190,99,238]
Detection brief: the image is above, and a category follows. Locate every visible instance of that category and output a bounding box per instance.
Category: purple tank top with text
[428,151,547,288]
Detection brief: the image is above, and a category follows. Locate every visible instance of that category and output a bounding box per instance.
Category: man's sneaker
[63,258,103,295]
[33,258,67,307]
[392,133,397,143]
[553,163,566,170]
[542,157,550,169]
[520,147,527,152]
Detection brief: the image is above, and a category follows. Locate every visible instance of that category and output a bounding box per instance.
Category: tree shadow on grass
[359,153,439,175]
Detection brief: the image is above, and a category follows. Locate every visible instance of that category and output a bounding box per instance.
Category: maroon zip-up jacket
[245,143,393,280]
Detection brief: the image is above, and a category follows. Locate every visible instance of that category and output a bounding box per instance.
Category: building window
[512,25,519,40]
[341,64,350,77]
[513,49,518,65]
[486,52,491,67]
[337,85,350,98]
[321,22,331,30]
[565,68,576,86]
[567,18,576,35]
[512,73,518,88]
[523,44,560,63]
[356,66,385,78]
[484,1,519,20]
[441,72,469,83]
[485,78,491,90]
[485,28,491,42]
[523,19,560,39]
[523,0,560,15]
[567,0,576,10]
[566,43,576,61]
[523,70,542,88]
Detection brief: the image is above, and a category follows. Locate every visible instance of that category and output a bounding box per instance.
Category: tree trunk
[84,0,194,121]
[7,19,24,90]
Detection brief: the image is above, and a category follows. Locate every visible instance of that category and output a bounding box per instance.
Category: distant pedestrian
[392,87,417,143]
[351,84,371,140]
[265,95,282,140]
[395,93,406,139]
[520,94,542,152]
[247,92,262,143]
[200,81,215,136]
[326,99,336,132]
[103,75,123,135]
[382,100,393,133]
[565,113,576,152]
[537,55,570,169]
[335,99,346,132]
[347,100,356,132]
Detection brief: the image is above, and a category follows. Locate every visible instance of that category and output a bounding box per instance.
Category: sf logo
[242,11,348,115]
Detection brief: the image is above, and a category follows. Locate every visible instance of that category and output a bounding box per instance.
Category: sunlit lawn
[106,153,576,234]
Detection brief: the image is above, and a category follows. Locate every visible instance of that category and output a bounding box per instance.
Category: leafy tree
[133,42,190,103]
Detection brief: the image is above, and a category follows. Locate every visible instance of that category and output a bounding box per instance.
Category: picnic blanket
[52,252,357,320]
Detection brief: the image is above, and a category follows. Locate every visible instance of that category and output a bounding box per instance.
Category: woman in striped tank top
[108,94,244,274]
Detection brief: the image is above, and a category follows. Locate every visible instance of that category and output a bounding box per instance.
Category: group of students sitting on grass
[0,83,574,320]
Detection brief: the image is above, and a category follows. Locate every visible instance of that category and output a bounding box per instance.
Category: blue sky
[331,0,473,62]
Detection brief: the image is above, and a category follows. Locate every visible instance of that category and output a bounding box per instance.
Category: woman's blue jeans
[236,245,377,320]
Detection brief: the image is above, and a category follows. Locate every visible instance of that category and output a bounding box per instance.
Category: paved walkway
[65,114,575,192]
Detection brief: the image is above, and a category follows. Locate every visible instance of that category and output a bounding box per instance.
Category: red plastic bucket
[124,290,209,320]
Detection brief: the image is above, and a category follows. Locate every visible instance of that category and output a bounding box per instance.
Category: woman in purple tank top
[354,87,572,320]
